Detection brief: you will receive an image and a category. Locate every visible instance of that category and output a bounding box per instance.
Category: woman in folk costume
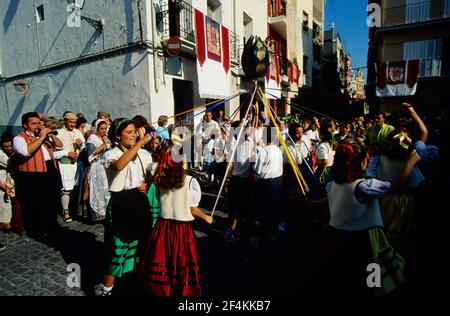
[95,118,153,296]
[86,119,111,222]
[139,138,213,296]
[310,141,420,295]
[366,103,428,259]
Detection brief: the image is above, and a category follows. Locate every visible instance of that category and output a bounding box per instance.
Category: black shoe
[0,243,6,251]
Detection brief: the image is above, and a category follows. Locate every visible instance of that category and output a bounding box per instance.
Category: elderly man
[56,112,85,223]
[13,112,63,242]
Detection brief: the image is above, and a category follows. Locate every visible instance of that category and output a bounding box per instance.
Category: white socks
[61,192,71,210]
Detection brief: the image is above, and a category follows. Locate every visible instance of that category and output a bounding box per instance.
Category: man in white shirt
[55,112,85,223]
[224,121,255,244]
[13,112,64,242]
[252,128,283,247]
[202,111,220,143]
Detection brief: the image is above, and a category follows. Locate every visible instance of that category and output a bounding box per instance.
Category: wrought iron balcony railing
[382,0,450,27]
[157,0,241,64]
[158,0,195,43]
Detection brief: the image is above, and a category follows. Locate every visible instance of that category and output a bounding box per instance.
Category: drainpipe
[151,0,160,93]
[233,0,236,35]
[232,0,240,118]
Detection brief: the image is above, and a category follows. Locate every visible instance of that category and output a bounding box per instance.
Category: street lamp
[67,0,104,33]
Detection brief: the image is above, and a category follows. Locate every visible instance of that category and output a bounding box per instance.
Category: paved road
[0,170,325,296]
[3,172,445,296]
[0,218,102,296]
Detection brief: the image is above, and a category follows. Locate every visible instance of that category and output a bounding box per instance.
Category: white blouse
[159,176,202,221]
[317,142,335,167]
[103,148,152,190]
[282,141,303,166]
[86,134,109,163]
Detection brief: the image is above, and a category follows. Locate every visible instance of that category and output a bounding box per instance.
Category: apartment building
[367,0,450,115]
[323,26,347,95]
[0,0,267,130]
[266,0,325,115]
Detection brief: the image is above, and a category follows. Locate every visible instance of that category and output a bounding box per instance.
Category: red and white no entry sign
[167,36,182,57]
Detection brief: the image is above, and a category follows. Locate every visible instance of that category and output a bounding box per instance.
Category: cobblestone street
[0,218,103,296]
[1,172,447,296]
[0,172,323,297]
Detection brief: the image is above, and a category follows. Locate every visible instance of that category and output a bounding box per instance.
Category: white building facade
[0,0,269,131]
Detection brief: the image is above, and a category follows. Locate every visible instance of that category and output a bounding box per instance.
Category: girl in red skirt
[139,144,212,296]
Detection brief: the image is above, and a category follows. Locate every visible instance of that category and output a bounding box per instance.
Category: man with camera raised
[12,112,64,242]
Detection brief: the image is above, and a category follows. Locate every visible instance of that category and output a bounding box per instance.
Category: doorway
[173,79,194,126]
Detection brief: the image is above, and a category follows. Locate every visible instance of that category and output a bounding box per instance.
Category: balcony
[158,0,196,56]
[158,0,241,64]
[382,0,450,28]
[268,5,287,39]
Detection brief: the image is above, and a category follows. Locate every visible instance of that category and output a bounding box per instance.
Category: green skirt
[147,183,160,228]
[104,199,139,278]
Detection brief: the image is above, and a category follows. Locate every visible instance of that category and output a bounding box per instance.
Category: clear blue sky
[325,0,369,78]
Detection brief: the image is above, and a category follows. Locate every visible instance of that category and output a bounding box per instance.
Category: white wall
[0,0,142,78]
[0,0,152,128]
[231,0,267,117]
[0,0,270,129]
[144,0,217,129]
[295,0,314,87]
[0,51,152,127]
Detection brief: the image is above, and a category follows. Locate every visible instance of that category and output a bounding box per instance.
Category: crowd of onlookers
[1,101,449,296]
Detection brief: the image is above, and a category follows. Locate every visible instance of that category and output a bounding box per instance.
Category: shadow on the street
[49,227,104,296]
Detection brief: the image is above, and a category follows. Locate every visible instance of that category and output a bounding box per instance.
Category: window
[36,4,44,23]
[406,0,430,23]
[403,39,443,77]
[302,11,309,32]
[303,55,309,75]
[445,0,450,17]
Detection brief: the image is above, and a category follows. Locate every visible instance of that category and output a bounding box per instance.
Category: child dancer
[311,141,420,295]
[139,142,212,296]
[95,118,153,296]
